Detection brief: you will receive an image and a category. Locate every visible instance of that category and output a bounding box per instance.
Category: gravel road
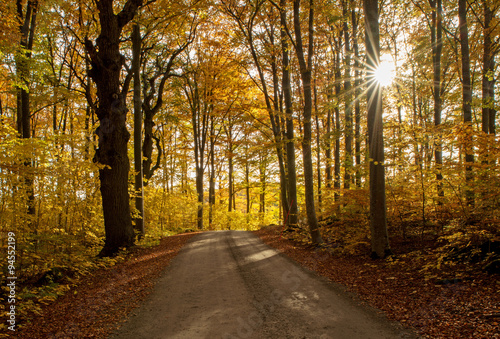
[111,231,418,339]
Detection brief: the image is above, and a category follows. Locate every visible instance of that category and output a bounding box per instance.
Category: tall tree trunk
[227,127,234,213]
[353,9,362,187]
[293,0,323,245]
[16,0,38,219]
[280,0,298,229]
[132,24,144,240]
[259,155,266,219]
[364,0,391,258]
[334,34,342,200]
[482,2,496,138]
[84,0,143,257]
[459,0,474,206]
[325,73,333,188]
[245,157,250,215]
[314,78,322,211]
[193,108,205,230]
[343,0,353,190]
[430,0,444,199]
[209,116,216,228]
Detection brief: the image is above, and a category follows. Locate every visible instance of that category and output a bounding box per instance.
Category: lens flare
[373,60,395,87]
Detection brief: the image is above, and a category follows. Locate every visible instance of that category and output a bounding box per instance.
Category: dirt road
[111,231,417,339]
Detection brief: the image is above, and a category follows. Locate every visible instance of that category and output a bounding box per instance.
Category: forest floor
[13,232,199,339]
[254,226,500,339]
[9,227,499,338]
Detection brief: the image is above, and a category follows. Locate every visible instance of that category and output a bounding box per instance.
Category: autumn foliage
[0,0,499,335]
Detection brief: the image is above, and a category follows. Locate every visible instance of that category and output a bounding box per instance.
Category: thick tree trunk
[132,24,144,239]
[85,0,143,257]
[459,0,474,206]
[293,0,323,245]
[364,0,391,258]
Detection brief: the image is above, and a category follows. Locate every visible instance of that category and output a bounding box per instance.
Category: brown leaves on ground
[254,226,500,339]
[16,233,198,339]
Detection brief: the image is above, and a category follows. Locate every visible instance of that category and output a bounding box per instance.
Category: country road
[111,231,417,339]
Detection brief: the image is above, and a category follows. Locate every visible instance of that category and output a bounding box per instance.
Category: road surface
[111,231,417,339]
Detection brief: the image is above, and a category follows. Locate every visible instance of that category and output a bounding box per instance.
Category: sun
[373,60,395,87]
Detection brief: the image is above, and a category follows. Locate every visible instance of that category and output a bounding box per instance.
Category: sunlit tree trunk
[293,0,323,245]
[364,0,391,258]
[280,0,299,229]
[343,0,353,190]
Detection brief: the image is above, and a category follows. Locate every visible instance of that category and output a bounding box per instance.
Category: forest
[0,0,499,334]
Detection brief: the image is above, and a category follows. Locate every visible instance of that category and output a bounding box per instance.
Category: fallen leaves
[254,226,500,339]
[15,232,198,339]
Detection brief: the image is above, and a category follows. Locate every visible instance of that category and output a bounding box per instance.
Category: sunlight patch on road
[244,249,278,264]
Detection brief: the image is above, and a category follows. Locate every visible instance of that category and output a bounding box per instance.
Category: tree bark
[458,0,474,206]
[343,0,353,190]
[132,24,144,239]
[334,33,342,200]
[363,0,391,258]
[85,0,143,257]
[16,0,38,218]
[314,78,322,211]
[209,116,216,228]
[430,0,444,198]
[482,1,496,137]
[259,154,266,218]
[280,0,298,229]
[293,0,323,245]
[353,10,362,187]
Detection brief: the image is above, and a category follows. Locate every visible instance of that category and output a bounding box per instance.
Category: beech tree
[363,0,391,258]
[85,0,144,256]
[293,0,323,245]
[458,0,474,206]
[16,0,38,218]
